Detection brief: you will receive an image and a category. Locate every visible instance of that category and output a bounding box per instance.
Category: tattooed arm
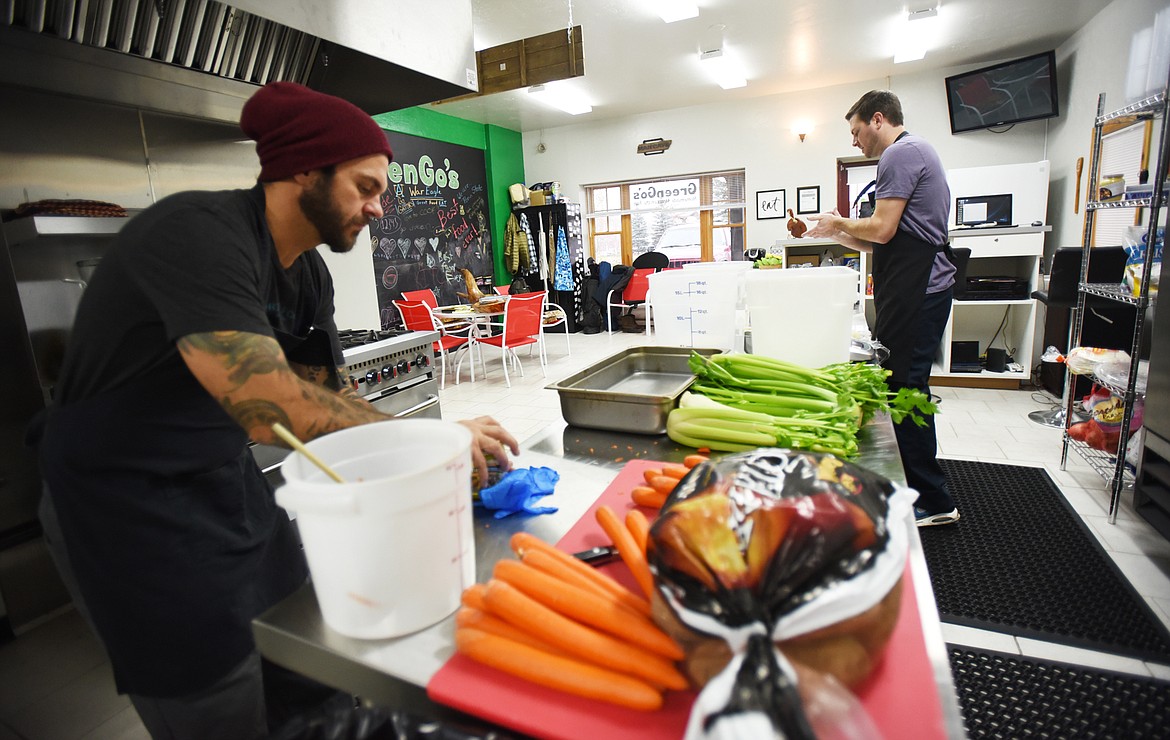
[178,330,383,445]
[288,361,361,400]
[177,330,520,478]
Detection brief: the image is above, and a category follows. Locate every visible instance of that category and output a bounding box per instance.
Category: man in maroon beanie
[33,82,518,739]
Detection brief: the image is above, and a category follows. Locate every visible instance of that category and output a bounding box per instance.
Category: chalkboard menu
[369,131,492,330]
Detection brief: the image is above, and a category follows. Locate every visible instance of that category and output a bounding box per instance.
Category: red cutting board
[427,459,947,739]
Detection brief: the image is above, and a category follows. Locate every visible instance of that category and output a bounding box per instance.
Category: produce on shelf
[645,449,914,738]
[667,352,936,455]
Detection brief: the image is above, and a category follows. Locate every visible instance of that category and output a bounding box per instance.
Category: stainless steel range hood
[0,0,478,123]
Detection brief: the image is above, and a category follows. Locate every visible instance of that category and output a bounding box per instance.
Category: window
[584,170,746,266]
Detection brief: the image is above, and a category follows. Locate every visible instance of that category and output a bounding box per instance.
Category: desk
[253,420,964,737]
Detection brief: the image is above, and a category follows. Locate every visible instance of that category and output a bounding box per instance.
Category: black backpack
[580,277,603,334]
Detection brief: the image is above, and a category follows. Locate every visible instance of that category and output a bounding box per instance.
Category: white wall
[1045,0,1170,253]
[520,66,1050,251]
[520,0,1164,260]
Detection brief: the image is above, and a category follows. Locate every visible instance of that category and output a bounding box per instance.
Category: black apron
[871,228,950,385]
[34,337,316,697]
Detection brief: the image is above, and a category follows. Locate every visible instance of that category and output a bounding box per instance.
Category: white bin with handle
[648,268,740,351]
[745,266,858,368]
[276,419,474,639]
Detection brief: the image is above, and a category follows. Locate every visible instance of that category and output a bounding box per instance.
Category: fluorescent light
[894,4,939,63]
[699,49,747,89]
[527,83,593,115]
[657,1,698,23]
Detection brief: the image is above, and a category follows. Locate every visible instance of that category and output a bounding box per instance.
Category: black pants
[888,288,956,514]
[39,488,342,739]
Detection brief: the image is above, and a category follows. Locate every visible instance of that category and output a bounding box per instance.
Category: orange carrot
[596,505,656,602]
[520,548,652,618]
[510,533,652,616]
[461,583,487,611]
[481,580,688,691]
[456,607,569,656]
[647,474,679,496]
[659,463,689,480]
[455,627,663,711]
[683,454,709,469]
[631,486,668,509]
[625,509,651,556]
[492,559,683,660]
[642,468,664,485]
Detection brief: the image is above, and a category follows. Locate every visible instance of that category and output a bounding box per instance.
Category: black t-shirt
[56,185,342,406]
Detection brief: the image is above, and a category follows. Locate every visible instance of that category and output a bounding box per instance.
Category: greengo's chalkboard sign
[369,130,492,329]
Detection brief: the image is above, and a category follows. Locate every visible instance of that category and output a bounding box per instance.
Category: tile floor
[2,327,1169,739]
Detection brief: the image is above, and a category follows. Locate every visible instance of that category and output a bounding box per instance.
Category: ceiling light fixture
[698,25,747,89]
[657,1,699,23]
[894,4,939,64]
[528,83,593,115]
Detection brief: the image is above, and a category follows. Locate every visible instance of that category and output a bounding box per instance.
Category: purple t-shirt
[876,132,956,293]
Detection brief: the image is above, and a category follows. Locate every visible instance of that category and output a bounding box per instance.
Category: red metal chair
[493,285,511,295]
[401,288,473,337]
[393,300,479,388]
[466,291,545,388]
[606,267,654,334]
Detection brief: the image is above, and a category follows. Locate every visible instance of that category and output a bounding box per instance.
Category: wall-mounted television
[944,50,1059,134]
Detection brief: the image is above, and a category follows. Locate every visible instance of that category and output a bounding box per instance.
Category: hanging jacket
[503,213,530,275]
[554,226,573,290]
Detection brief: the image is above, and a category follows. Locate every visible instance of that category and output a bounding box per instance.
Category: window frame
[583,170,746,265]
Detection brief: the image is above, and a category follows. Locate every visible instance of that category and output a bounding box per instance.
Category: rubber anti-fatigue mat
[948,645,1170,738]
[920,459,1170,662]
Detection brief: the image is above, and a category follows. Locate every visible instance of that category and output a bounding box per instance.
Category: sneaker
[915,507,960,527]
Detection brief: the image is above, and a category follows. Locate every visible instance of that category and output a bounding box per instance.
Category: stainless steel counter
[252,417,964,737]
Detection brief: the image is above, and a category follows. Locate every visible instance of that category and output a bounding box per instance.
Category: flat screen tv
[945,50,1059,134]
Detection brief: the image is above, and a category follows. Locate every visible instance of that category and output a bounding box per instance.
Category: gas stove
[338,328,440,403]
[253,327,442,485]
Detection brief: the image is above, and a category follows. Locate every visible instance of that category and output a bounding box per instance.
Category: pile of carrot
[454,508,685,711]
[630,454,708,509]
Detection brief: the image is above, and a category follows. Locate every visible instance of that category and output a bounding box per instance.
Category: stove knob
[415,353,430,368]
[382,364,397,379]
[397,359,411,375]
[347,375,359,392]
[365,369,380,386]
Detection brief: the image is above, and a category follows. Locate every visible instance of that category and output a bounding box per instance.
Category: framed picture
[756,189,786,220]
[796,186,820,215]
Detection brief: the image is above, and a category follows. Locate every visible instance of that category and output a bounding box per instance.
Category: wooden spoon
[1074,156,1084,214]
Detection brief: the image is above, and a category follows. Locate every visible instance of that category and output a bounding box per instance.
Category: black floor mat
[948,645,1170,739]
[921,459,1170,662]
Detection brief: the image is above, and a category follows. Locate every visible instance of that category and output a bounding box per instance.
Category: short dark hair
[846,90,904,126]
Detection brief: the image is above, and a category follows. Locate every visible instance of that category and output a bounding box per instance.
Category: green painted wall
[373,108,523,285]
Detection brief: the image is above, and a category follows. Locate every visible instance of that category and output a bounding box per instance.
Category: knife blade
[572,546,620,566]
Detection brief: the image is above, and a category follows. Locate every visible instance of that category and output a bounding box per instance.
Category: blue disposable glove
[478,466,560,519]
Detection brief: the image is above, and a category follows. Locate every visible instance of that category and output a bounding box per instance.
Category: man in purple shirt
[808,90,960,527]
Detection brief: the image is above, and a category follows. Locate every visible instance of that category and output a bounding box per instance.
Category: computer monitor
[955,193,1013,227]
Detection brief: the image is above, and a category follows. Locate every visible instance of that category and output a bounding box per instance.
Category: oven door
[366,375,442,420]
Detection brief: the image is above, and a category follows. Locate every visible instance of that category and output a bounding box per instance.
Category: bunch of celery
[665,352,937,456]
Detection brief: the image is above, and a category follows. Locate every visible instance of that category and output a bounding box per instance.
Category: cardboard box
[786,255,819,267]
[529,191,547,206]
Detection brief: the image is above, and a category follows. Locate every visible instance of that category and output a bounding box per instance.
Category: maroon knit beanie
[240,82,393,182]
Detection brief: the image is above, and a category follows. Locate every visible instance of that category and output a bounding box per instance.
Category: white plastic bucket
[648,269,740,351]
[275,420,475,639]
[745,266,858,368]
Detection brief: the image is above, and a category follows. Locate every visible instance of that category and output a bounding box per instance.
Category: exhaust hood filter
[1,0,473,119]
